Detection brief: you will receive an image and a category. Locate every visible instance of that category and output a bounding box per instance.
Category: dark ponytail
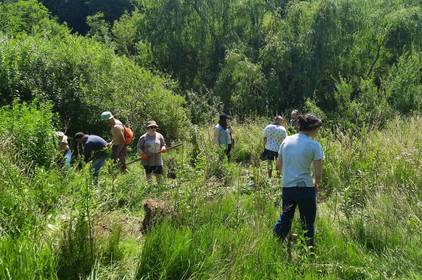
[298,114,322,131]
[218,114,229,130]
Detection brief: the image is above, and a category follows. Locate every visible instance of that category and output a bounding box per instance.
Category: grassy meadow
[1,0,422,279]
[0,104,421,280]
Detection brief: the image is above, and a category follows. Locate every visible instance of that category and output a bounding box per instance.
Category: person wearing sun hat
[137,120,167,184]
[56,131,72,167]
[100,111,128,173]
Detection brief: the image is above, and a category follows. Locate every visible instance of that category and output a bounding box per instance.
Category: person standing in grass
[137,120,167,184]
[74,132,108,177]
[274,114,323,247]
[56,131,72,167]
[261,115,288,178]
[213,113,233,160]
[101,111,128,173]
[289,109,300,132]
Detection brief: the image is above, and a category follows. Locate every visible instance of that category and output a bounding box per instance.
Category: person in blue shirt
[274,114,323,247]
[74,132,108,177]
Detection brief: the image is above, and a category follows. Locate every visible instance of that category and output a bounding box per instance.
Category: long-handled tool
[126,143,183,165]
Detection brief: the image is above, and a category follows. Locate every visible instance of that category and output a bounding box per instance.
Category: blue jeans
[92,156,106,177]
[274,187,316,246]
[64,148,72,167]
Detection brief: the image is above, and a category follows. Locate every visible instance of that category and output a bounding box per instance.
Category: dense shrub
[0,0,68,37]
[0,101,56,170]
[0,35,190,140]
[386,51,422,114]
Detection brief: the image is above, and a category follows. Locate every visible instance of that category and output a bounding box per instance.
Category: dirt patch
[140,199,172,233]
[93,211,142,239]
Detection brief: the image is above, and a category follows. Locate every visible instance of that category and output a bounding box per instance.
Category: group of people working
[58,109,323,246]
[213,110,323,247]
[57,111,167,184]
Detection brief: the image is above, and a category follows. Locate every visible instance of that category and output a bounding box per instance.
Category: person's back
[214,124,231,145]
[279,133,323,188]
[274,114,323,247]
[111,119,125,146]
[101,111,128,172]
[75,133,108,179]
[264,124,287,152]
[84,135,107,153]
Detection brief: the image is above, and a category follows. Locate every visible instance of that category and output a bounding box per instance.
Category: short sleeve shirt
[84,135,107,160]
[214,124,232,146]
[137,132,166,166]
[279,133,324,188]
[263,124,288,152]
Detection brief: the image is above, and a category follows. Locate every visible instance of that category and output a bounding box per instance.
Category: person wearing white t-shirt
[274,113,323,247]
[262,115,288,178]
[213,114,233,160]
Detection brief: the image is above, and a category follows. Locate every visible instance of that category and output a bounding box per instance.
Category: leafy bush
[0,0,68,37]
[0,34,190,140]
[386,51,422,114]
[215,48,267,115]
[0,101,56,170]
[184,89,223,125]
[332,77,393,131]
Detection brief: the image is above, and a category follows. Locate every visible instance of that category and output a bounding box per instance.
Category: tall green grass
[0,101,421,279]
[0,236,57,280]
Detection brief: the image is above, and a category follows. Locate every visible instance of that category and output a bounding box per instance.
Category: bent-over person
[74,132,108,177]
[56,131,72,167]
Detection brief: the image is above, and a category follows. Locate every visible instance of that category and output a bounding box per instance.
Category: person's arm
[313,160,322,192]
[137,136,145,156]
[160,135,167,152]
[263,126,268,149]
[213,127,219,145]
[276,154,283,171]
[276,141,284,171]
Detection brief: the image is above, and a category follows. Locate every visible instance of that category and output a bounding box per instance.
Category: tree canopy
[1,0,422,129]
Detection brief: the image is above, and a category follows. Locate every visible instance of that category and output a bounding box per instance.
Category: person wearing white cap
[100,111,128,172]
[56,131,72,167]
